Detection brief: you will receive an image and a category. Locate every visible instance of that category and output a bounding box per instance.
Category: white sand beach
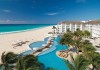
[0,26,53,63]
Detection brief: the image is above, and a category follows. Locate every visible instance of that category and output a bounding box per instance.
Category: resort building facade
[57,20,100,37]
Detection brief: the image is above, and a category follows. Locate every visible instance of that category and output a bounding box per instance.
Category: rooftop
[59,20,100,24]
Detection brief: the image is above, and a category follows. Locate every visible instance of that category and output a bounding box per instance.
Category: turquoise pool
[21,37,69,70]
[20,37,49,55]
[29,37,49,49]
[38,37,69,70]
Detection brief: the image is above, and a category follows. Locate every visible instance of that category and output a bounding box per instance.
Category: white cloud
[2,9,11,13]
[46,13,58,16]
[0,20,36,24]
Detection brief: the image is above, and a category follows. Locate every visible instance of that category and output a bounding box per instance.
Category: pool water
[29,37,49,49]
[21,37,69,70]
[20,50,34,55]
[20,37,49,55]
[38,37,69,70]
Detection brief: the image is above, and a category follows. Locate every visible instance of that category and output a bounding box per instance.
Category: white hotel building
[56,20,100,37]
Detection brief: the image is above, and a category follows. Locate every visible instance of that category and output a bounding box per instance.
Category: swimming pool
[21,37,69,70]
[29,37,49,49]
[20,37,49,55]
[38,37,69,70]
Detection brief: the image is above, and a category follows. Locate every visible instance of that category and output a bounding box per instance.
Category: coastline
[0,25,52,35]
[0,26,53,63]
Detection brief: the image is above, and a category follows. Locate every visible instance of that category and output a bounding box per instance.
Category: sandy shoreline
[0,26,53,63]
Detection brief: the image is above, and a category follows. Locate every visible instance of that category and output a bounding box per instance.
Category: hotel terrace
[56,20,100,37]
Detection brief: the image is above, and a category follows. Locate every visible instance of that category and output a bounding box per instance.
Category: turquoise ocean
[0,24,53,34]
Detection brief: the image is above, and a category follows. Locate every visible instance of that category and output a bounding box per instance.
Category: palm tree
[60,30,83,53]
[74,39,83,54]
[0,52,8,70]
[87,52,100,70]
[60,32,74,49]
[71,29,84,54]
[82,40,96,58]
[16,55,44,70]
[74,28,83,40]
[16,56,24,70]
[65,54,89,70]
[0,52,17,70]
[83,30,91,38]
[81,40,100,70]
[79,39,100,70]
[0,52,44,70]
[66,28,71,33]
[60,29,100,70]
[83,40,92,45]
[74,28,82,37]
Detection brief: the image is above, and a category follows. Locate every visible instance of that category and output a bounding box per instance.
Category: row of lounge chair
[12,41,29,48]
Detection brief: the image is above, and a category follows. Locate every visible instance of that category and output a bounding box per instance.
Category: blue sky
[0,0,100,24]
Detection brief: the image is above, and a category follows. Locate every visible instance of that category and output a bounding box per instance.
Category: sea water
[0,24,53,34]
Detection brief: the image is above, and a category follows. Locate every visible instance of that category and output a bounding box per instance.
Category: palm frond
[64,60,75,70]
[74,55,89,70]
[70,54,75,64]
[1,51,6,63]
[0,64,3,68]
